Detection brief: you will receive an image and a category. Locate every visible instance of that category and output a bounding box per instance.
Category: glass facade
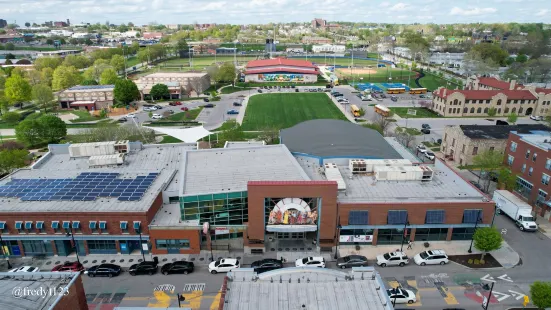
[21,240,54,256]
[414,228,448,241]
[181,192,248,226]
[451,228,476,240]
[377,229,406,245]
[87,240,117,254]
[156,239,190,250]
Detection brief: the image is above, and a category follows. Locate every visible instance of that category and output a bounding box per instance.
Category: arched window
[464,107,468,113]
[454,99,458,105]
[519,107,523,114]
[512,107,517,113]
[497,99,502,105]
[470,107,475,113]
[477,107,482,113]
[497,108,501,114]
[504,108,509,114]
[484,108,489,113]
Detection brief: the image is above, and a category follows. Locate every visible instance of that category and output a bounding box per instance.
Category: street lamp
[0,233,12,269]
[468,210,483,253]
[399,214,410,252]
[177,294,186,307]
[66,226,81,264]
[334,224,342,259]
[135,224,146,262]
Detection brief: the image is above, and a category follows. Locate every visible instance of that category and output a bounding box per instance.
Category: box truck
[493,190,538,231]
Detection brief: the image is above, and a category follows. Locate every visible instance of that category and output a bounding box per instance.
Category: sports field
[241,93,348,130]
[157,55,259,68]
[335,66,418,83]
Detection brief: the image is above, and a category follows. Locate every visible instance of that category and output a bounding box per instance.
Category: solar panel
[128,196,141,201]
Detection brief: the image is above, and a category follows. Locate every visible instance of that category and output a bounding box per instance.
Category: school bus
[374,104,390,117]
[350,104,361,117]
[387,87,406,94]
[409,88,427,94]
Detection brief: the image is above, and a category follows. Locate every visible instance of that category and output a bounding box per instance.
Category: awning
[36,221,44,229]
[70,100,96,106]
[52,221,59,229]
[15,222,22,229]
[266,225,318,233]
[120,221,128,229]
[143,126,212,143]
[133,221,141,230]
[62,221,70,229]
[89,221,97,229]
[72,221,80,229]
[0,222,5,229]
[99,221,106,229]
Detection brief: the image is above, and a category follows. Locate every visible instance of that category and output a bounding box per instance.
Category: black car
[295,88,299,92]
[380,93,387,98]
[291,85,295,88]
[118,117,127,123]
[421,123,430,129]
[169,102,177,106]
[203,98,210,102]
[233,102,242,106]
[155,105,163,109]
[86,263,122,278]
[251,259,283,274]
[161,261,194,275]
[258,89,263,93]
[204,103,214,108]
[128,261,158,276]
[421,128,431,134]
[336,255,368,269]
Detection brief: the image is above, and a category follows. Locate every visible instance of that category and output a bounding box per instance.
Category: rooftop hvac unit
[374,166,430,181]
[324,163,347,191]
[352,159,413,173]
[114,140,129,153]
[88,153,125,166]
[69,141,116,158]
[349,159,367,174]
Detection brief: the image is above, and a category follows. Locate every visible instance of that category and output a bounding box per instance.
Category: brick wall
[52,275,88,310]
[149,229,201,254]
[442,126,507,166]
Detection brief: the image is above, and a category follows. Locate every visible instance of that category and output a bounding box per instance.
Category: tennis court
[352,83,384,92]
[380,83,410,91]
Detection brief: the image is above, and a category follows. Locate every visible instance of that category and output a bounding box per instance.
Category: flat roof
[224,141,266,148]
[141,72,208,78]
[150,203,182,227]
[65,85,114,92]
[280,120,403,159]
[181,145,310,196]
[459,124,550,139]
[224,268,391,310]
[0,272,81,310]
[516,130,551,151]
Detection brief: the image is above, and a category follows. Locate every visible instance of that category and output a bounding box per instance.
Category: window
[15,221,23,234]
[51,221,60,234]
[87,240,117,254]
[348,211,369,225]
[521,164,526,173]
[155,239,190,250]
[529,167,533,176]
[521,100,525,104]
[497,99,502,105]
[536,189,548,207]
[508,155,514,166]
[89,221,98,234]
[0,221,6,234]
[425,210,445,224]
[472,147,478,155]
[448,108,452,113]
[515,177,533,199]
[533,153,537,162]
[462,144,465,153]
[452,139,455,147]
[497,108,501,114]
[504,107,509,114]
[486,100,490,104]
[451,227,476,240]
[120,221,128,234]
[36,221,44,233]
[542,174,550,185]
[99,221,107,233]
[133,221,141,232]
[454,99,458,105]
[484,107,489,114]
[387,210,408,225]
[463,209,483,224]
[62,221,70,230]
[25,222,34,233]
[470,107,475,113]
[512,107,516,113]
[72,221,81,234]
[519,107,523,114]
[463,107,468,113]
[477,107,482,113]
[546,159,551,170]
[377,229,406,245]
[526,150,531,159]
[415,228,448,241]
[510,142,517,152]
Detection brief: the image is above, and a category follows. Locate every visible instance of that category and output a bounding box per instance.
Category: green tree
[0,149,29,176]
[31,84,55,112]
[4,74,32,105]
[37,114,67,143]
[516,54,528,63]
[473,226,503,260]
[218,62,236,83]
[2,111,21,124]
[113,79,140,105]
[137,49,149,65]
[175,37,189,57]
[498,168,517,191]
[530,281,551,309]
[81,79,99,85]
[52,65,82,91]
[473,149,504,192]
[0,75,5,89]
[62,55,91,69]
[15,119,43,147]
[467,43,509,66]
[34,56,63,71]
[150,83,170,100]
[40,67,54,87]
[5,43,15,50]
[487,107,497,117]
[99,68,119,85]
[110,54,125,73]
[507,112,518,124]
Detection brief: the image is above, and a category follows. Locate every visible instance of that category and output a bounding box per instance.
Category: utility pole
[482,282,494,310]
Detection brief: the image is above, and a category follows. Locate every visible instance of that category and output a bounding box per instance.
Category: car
[340,99,350,104]
[387,288,417,304]
[295,89,299,92]
[291,85,295,88]
[251,259,283,273]
[151,114,163,119]
[143,106,157,111]
[436,139,442,144]
[174,101,182,105]
[167,110,175,114]
[227,109,239,115]
[336,255,368,269]
[496,120,509,125]
[52,261,85,272]
[161,260,194,275]
[425,151,435,160]
[129,261,158,276]
[295,256,325,268]
[416,144,427,153]
[470,181,483,191]
[258,89,263,93]
[413,250,449,266]
[127,114,136,118]
[380,93,387,98]
[337,97,346,102]
[85,264,122,278]
[530,115,543,121]
[204,104,214,108]
[203,98,210,102]
[376,252,409,267]
[334,93,344,98]
[421,124,431,129]
[419,94,426,98]
[233,102,242,106]
[118,117,128,123]
[208,258,240,274]
[390,95,398,102]
[169,102,177,106]
[154,105,163,109]
[421,128,431,134]
[181,107,189,111]
[9,266,40,273]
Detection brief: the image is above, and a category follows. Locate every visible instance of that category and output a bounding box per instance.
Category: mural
[267,198,318,225]
[257,74,305,82]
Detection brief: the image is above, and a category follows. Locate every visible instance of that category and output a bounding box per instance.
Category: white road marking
[497,274,513,282]
[481,274,496,282]
[508,290,526,300]
[491,291,510,302]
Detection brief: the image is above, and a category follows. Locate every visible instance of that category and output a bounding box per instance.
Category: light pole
[334,223,341,259]
[135,225,146,262]
[468,210,483,253]
[482,282,495,310]
[399,214,411,252]
[66,227,80,264]
[177,294,186,307]
[0,233,12,269]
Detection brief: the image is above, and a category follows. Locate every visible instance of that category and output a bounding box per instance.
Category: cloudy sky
[1,0,549,25]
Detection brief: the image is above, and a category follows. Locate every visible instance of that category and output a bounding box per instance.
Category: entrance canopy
[144,126,212,143]
[266,225,318,232]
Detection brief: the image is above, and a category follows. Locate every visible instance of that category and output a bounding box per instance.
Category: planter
[355,245,361,251]
[424,242,430,248]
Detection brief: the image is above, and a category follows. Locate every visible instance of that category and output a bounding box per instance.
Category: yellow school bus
[409,88,427,94]
[387,87,406,94]
[350,104,361,117]
[374,104,390,117]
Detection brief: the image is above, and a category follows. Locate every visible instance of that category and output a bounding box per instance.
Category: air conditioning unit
[88,153,125,166]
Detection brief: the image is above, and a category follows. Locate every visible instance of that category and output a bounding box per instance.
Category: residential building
[54,21,68,28]
[0,19,7,28]
[195,23,216,30]
[311,18,327,29]
[504,129,551,220]
[58,85,114,110]
[534,87,551,117]
[441,124,549,166]
[465,76,523,91]
[243,57,319,83]
[142,32,163,40]
[136,72,211,98]
[203,37,222,44]
[301,36,332,44]
[312,44,345,54]
[166,24,179,30]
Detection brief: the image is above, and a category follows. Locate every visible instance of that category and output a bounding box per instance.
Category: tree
[206,65,221,88]
[394,126,417,148]
[218,62,236,83]
[4,74,32,105]
[113,79,140,105]
[137,49,149,65]
[52,65,82,91]
[62,55,91,69]
[32,84,55,112]
[507,112,518,124]
[2,111,21,124]
[40,67,54,87]
[37,114,67,143]
[467,43,509,67]
[473,149,505,192]
[498,168,517,191]
[99,68,119,85]
[110,54,125,73]
[487,107,497,117]
[5,43,14,50]
[374,112,395,136]
[516,54,528,63]
[473,226,503,260]
[15,119,43,147]
[0,149,29,176]
[530,281,551,309]
[81,79,99,85]
[34,56,63,71]
[176,37,189,57]
[83,61,111,82]
[46,39,54,45]
[150,83,170,100]
[24,22,30,27]
[4,59,12,65]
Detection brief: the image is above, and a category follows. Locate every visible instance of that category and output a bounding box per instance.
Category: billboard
[266,198,318,232]
[258,74,304,82]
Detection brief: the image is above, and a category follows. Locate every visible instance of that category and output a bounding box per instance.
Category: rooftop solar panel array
[0,172,159,202]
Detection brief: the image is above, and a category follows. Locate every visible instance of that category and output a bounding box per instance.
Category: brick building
[243,58,319,83]
[142,32,163,40]
[504,128,551,220]
[311,18,327,29]
[57,85,115,110]
[301,36,332,44]
[441,124,549,166]
[136,72,211,98]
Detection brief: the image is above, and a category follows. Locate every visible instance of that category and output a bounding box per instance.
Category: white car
[413,249,449,266]
[295,256,325,268]
[151,114,163,119]
[530,115,543,121]
[143,106,157,111]
[416,144,427,153]
[9,266,40,273]
[425,151,435,160]
[387,288,417,304]
[376,251,409,267]
[208,258,240,274]
[340,99,350,104]
[127,114,136,118]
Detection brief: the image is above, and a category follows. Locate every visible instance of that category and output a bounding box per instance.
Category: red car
[181,107,189,111]
[52,261,85,272]
[175,101,182,106]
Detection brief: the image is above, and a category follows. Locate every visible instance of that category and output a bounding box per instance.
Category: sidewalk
[536,216,551,239]
[338,240,520,269]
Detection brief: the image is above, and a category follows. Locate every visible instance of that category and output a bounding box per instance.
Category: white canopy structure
[144,126,212,143]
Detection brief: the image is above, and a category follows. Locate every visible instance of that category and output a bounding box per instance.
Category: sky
[0,0,550,25]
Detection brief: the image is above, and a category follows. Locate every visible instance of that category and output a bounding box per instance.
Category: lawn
[161,107,203,122]
[68,110,105,123]
[418,72,462,91]
[157,55,258,68]
[126,56,140,68]
[389,107,442,118]
[214,120,239,131]
[240,93,348,130]
[159,135,183,144]
[335,67,418,83]
[220,86,255,94]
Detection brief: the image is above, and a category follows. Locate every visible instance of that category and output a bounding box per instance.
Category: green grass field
[220,86,254,94]
[389,107,442,118]
[159,135,183,143]
[336,67,418,84]
[158,55,258,68]
[418,72,462,91]
[161,107,203,121]
[241,93,348,130]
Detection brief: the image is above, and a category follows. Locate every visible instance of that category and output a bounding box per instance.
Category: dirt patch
[336,68,378,76]
[58,113,78,122]
[448,253,502,268]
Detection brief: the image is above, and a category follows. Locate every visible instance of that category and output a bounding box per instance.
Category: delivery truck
[493,190,538,231]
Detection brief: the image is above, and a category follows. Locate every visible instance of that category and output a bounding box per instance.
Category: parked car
[154,105,163,109]
[127,114,136,118]
[469,181,483,191]
[337,97,346,102]
[233,102,242,106]
[376,252,409,267]
[387,288,417,304]
[496,120,509,125]
[421,128,431,134]
[295,257,325,268]
[151,114,163,119]
[258,89,263,93]
[167,110,175,114]
[340,99,350,104]
[295,89,299,92]
[421,124,431,129]
[9,266,40,273]
[118,117,128,123]
[425,151,435,160]
[52,261,85,272]
[334,93,344,98]
[203,98,210,102]
[336,255,368,269]
[169,102,177,106]
[129,261,158,276]
[390,95,398,102]
[181,107,189,111]
[530,115,543,121]
[380,93,387,98]
[419,94,426,98]
[413,250,449,266]
[291,85,295,88]
[227,109,239,115]
[143,106,157,111]
[161,260,194,275]
[85,264,122,278]
[251,259,283,273]
[416,144,427,153]
[208,258,240,274]
[204,104,214,108]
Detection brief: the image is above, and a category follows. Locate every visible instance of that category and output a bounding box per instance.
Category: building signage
[339,235,373,243]
[258,74,305,82]
[215,227,230,235]
[266,198,318,232]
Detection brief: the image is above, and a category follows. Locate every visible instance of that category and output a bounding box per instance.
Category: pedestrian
[407,240,413,250]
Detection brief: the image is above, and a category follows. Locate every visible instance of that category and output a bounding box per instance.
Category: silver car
[376,251,409,267]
